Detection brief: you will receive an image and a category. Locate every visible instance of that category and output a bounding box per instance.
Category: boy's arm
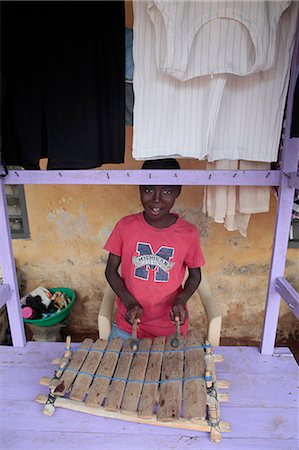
[105,253,143,324]
[170,267,202,324]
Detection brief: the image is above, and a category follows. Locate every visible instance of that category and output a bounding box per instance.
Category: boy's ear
[176,186,182,196]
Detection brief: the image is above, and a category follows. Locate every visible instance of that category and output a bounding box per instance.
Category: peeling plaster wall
[10,127,299,344]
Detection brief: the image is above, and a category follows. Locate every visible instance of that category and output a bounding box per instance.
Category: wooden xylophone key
[157,333,184,422]
[105,340,135,412]
[54,338,94,396]
[120,338,152,415]
[85,337,123,407]
[183,328,206,419]
[138,336,166,419]
[69,339,108,401]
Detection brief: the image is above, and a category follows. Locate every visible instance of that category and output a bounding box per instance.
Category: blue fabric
[125,28,134,82]
[108,323,131,342]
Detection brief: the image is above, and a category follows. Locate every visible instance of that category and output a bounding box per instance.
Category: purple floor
[0,343,298,450]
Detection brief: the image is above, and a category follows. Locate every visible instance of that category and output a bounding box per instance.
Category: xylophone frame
[36,330,230,443]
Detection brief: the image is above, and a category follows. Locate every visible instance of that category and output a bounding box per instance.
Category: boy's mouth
[150,207,161,215]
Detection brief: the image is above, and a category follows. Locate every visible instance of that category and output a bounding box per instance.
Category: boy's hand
[170,300,188,325]
[125,302,143,325]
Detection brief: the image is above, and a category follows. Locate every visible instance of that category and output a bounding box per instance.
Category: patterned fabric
[147,1,291,80]
[132,0,298,162]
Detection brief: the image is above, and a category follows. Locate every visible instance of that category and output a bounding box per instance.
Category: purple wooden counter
[0,342,298,449]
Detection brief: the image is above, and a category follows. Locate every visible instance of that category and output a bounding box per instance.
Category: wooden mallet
[130,318,139,351]
[171,318,181,348]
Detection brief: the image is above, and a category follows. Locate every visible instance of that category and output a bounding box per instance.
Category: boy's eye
[163,188,172,195]
[144,187,153,193]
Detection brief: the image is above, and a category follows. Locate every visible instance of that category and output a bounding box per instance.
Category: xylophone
[36,328,230,442]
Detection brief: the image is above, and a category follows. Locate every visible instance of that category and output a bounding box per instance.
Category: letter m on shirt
[134,242,174,282]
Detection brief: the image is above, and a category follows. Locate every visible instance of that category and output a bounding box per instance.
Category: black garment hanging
[1,1,125,169]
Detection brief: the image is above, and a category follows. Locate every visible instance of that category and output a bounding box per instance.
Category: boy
[104,158,205,340]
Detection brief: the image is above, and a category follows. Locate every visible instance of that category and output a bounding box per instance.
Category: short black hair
[141,158,181,170]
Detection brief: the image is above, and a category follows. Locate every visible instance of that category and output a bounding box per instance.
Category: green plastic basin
[23,287,75,327]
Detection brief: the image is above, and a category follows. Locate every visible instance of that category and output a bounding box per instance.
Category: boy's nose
[153,189,162,202]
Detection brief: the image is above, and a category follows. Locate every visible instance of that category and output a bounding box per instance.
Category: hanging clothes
[202,160,271,237]
[1,2,125,170]
[132,0,298,162]
[132,0,227,161]
[146,1,291,80]
[210,1,298,162]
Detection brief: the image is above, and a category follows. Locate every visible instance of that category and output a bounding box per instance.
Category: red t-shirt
[104,212,205,338]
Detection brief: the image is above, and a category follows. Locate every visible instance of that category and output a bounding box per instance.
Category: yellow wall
[11,126,299,343]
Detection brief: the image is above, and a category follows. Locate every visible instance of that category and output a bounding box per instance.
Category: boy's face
[139,185,181,227]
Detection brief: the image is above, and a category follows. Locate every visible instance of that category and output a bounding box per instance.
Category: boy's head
[140,158,182,195]
[139,159,181,227]
[141,158,181,171]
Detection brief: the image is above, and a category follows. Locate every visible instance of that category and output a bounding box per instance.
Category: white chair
[98,271,222,346]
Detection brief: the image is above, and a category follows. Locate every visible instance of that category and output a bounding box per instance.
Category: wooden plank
[36,394,230,433]
[0,343,296,376]
[4,169,281,186]
[4,398,299,439]
[2,343,299,448]
[214,354,224,363]
[276,276,299,319]
[216,346,298,375]
[105,340,134,411]
[1,341,298,447]
[183,328,206,419]
[2,430,298,450]
[0,342,80,368]
[212,371,298,408]
[1,364,296,410]
[85,337,122,407]
[217,380,230,389]
[157,334,184,422]
[121,338,152,415]
[69,339,108,401]
[138,336,166,418]
[54,338,93,396]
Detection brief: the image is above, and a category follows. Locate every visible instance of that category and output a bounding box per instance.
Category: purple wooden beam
[287,171,299,188]
[0,284,11,309]
[261,13,299,355]
[0,181,26,347]
[3,169,280,186]
[275,277,299,320]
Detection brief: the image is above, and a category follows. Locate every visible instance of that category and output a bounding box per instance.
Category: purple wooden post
[260,16,299,354]
[275,277,299,320]
[0,181,26,346]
